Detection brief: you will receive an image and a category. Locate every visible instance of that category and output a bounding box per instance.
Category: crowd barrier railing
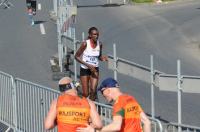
[0,71,14,128]
[0,70,164,132]
[94,102,163,132]
[165,122,200,132]
[14,78,60,132]
[149,117,163,132]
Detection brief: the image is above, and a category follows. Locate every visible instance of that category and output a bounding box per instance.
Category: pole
[11,76,18,132]
[73,24,77,81]
[53,0,57,16]
[123,0,126,4]
[113,43,117,80]
[72,15,77,81]
[57,10,63,72]
[177,60,182,132]
[150,55,155,118]
[70,0,73,6]
[82,32,85,41]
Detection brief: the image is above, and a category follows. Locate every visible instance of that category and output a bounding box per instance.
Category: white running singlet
[81,39,100,69]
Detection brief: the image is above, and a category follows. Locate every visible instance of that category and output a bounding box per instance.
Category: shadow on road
[34,20,46,25]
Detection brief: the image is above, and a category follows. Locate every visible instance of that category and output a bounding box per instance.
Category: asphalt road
[0,0,58,88]
[75,0,200,126]
[0,0,200,127]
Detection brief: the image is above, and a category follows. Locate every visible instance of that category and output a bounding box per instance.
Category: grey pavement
[76,0,200,126]
[0,0,200,127]
[0,0,58,88]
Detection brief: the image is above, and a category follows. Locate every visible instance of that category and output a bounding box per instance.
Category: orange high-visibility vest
[113,94,143,132]
[56,94,90,132]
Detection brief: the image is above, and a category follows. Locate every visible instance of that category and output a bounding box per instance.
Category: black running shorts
[80,67,99,76]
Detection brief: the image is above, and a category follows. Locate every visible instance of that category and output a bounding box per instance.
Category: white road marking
[38,3,41,10]
[40,24,46,35]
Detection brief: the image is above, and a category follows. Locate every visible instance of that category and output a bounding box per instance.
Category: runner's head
[88,27,99,42]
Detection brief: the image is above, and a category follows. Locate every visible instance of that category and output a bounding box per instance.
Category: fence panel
[165,122,200,132]
[159,74,200,93]
[149,117,163,132]
[95,102,113,125]
[0,70,164,131]
[94,101,163,132]
[108,55,162,85]
[0,71,14,128]
[15,78,60,132]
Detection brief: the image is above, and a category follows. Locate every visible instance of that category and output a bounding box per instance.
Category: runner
[26,0,36,26]
[75,27,108,101]
[27,5,34,26]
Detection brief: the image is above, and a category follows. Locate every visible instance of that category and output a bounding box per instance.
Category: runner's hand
[88,65,96,73]
[100,55,108,61]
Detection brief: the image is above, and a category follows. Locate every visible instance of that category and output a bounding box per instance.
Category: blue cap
[98,77,119,92]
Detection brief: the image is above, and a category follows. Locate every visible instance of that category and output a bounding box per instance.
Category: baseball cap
[98,77,119,92]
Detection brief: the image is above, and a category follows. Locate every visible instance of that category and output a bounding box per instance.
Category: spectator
[75,27,108,101]
[27,5,34,26]
[77,77,151,132]
[44,77,102,132]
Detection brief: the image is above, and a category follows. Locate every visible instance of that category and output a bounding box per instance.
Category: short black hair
[88,27,98,34]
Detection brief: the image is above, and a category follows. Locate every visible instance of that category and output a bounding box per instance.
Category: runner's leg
[89,71,99,101]
[80,75,89,98]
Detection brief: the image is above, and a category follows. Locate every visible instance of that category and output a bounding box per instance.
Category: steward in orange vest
[44,77,102,132]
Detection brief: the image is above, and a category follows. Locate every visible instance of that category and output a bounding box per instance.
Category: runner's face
[90,30,99,42]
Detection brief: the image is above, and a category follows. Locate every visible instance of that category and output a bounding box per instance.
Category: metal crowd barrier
[94,102,113,125]
[15,78,60,132]
[165,122,200,132]
[0,70,164,132]
[149,117,163,132]
[0,71,14,128]
[0,0,14,9]
[94,102,163,132]
[0,119,14,131]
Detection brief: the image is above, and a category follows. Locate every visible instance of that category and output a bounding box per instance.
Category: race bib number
[86,56,98,65]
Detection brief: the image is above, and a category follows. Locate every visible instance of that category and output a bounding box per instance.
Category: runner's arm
[75,42,87,66]
[88,100,103,129]
[98,42,108,61]
[44,99,57,130]
[140,112,151,132]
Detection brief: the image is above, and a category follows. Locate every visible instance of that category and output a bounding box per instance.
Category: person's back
[44,77,102,132]
[57,94,90,132]
[113,94,143,132]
